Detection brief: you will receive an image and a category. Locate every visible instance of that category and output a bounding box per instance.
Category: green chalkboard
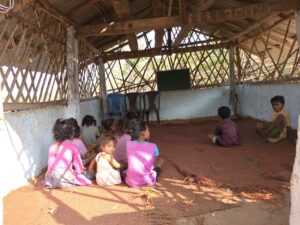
[156,69,191,92]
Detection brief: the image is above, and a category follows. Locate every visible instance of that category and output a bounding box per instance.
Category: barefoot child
[114,118,131,163]
[45,119,91,188]
[208,106,239,147]
[88,135,126,186]
[125,120,164,188]
[256,95,291,143]
[81,115,100,145]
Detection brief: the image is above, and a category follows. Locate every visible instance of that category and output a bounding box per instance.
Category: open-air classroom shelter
[1,0,300,224]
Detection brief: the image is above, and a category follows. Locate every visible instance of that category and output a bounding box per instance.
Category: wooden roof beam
[103,42,229,61]
[152,0,166,48]
[78,1,298,37]
[173,0,215,48]
[240,12,295,43]
[111,0,138,51]
[66,0,98,19]
[36,0,100,55]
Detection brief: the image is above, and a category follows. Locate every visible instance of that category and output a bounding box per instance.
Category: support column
[98,57,107,119]
[229,42,237,115]
[0,80,4,225]
[66,26,80,120]
[290,11,300,225]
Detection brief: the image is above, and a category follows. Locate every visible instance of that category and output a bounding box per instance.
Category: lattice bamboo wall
[237,15,300,83]
[104,28,229,93]
[0,4,67,111]
[78,41,101,101]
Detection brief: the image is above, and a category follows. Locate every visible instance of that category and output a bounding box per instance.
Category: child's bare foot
[208,134,215,141]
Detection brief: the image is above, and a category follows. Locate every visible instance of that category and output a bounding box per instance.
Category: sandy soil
[4,118,295,225]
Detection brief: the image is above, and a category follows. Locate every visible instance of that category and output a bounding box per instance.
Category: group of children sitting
[44,113,163,189]
[44,95,290,189]
[208,95,291,147]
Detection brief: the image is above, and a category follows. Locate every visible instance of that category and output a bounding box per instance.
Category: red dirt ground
[4,118,295,225]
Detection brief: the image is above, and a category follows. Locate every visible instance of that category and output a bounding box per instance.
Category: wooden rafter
[66,0,98,19]
[103,42,228,61]
[240,13,295,43]
[228,14,275,41]
[168,0,174,16]
[173,0,215,48]
[36,0,100,54]
[152,0,165,48]
[111,0,138,51]
[78,1,299,37]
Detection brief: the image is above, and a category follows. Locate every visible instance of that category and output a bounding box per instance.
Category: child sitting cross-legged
[208,106,239,147]
[88,135,127,186]
[256,95,291,143]
[113,118,131,163]
[125,120,164,188]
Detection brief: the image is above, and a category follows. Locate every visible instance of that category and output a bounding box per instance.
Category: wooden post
[98,57,108,119]
[66,26,80,120]
[0,75,4,225]
[290,11,300,225]
[229,42,237,115]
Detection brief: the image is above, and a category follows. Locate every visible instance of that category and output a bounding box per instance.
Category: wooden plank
[103,42,228,61]
[229,42,236,114]
[228,14,273,41]
[78,1,298,37]
[37,0,76,26]
[152,0,166,48]
[296,11,300,48]
[66,0,98,18]
[168,0,173,16]
[179,0,186,24]
[240,13,294,43]
[111,0,138,51]
[36,0,100,54]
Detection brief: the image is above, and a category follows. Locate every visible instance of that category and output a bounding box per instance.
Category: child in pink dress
[69,118,95,166]
[114,118,131,163]
[45,119,91,188]
[125,120,164,188]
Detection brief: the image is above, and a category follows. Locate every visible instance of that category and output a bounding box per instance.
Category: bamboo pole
[290,10,300,225]
[229,42,237,115]
[98,57,107,119]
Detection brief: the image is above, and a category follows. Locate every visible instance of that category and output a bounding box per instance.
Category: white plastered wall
[148,86,230,121]
[1,99,101,197]
[237,83,300,129]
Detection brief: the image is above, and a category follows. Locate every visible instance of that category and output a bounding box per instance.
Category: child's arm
[265,114,284,135]
[215,125,221,135]
[88,157,97,172]
[103,154,127,169]
[72,148,84,174]
[154,156,164,168]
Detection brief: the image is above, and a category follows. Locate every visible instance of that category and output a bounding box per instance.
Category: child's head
[101,118,116,132]
[130,120,150,141]
[99,135,117,154]
[270,95,285,112]
[53,119,74,142]
[68,117,81,138]
[218,106,231,119]
[116,118,129,136]
[82,115,96,127]
[125,111,140,121]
